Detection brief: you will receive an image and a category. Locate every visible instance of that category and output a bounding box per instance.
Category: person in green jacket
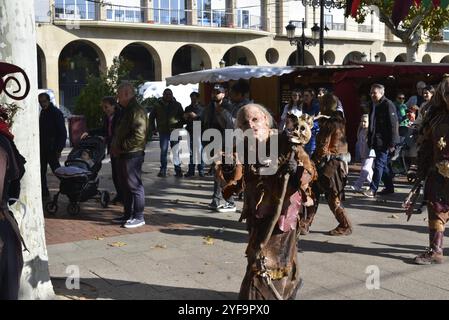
[149,88,184,177]
[111,82,149,228]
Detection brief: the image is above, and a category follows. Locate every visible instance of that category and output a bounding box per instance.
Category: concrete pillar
[225,0,235,28]
[45,53,60,105]
[261,0,270,32]
[186,0,198,26]
[97,1,108,21]
[142,0,155,23]
[275,0,285,35]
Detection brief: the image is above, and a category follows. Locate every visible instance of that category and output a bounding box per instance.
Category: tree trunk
[406,44,418,63]
[0,0,55,299]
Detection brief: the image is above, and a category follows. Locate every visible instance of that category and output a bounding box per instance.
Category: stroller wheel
[67,203,80,216]
[100,191,110,208]
[45,202,58,215]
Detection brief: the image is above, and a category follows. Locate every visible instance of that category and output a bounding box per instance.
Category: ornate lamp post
[285,19,320,65]
[301,0,345,65]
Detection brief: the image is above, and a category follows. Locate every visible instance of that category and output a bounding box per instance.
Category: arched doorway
[440,56,449,63]
[286,50,316,66]
[119,42,159,81]
[58,40,105,110]
[37,44,46,88]
[171,44,211,76]
[342,51,363,64]
[394,53,407,62]
[222,46,257,66]
[374,52,386,62]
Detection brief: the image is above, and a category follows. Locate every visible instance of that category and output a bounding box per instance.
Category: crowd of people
[30,76,449,300]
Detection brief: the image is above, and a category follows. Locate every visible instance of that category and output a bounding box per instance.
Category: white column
[0,0,55,299]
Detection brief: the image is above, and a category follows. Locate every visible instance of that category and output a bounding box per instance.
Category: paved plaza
[45,140,449,300]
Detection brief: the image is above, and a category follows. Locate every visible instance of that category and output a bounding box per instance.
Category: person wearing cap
[149,88,184,177]
[203,84,238,212]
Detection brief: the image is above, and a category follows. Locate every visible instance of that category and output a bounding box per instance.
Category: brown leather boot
[299,206,317,235]
[329,207,352,236]
[414,230,444,265]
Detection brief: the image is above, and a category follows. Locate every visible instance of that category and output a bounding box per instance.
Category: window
[153,0,186,25]
[54,0,95,20]
[236,9,249,28]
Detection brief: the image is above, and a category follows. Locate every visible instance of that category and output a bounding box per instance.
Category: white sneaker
[216,203,236,213]
[350,185,361,192]
[123,218,145,228]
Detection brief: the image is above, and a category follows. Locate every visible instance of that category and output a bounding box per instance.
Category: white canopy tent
[166,65,298,85]
[165,64,364,85]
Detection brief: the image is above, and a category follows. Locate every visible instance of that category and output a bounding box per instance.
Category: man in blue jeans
[363,83,399,198]
[111,83,149,228]
[149,89,184,177]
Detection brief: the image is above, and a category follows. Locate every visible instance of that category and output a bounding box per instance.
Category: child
[351,114,374,192]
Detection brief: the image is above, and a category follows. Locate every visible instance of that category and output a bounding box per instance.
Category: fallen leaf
[94,236,104,241]
[203,236,214,245]
[151,244,167,249]
[388,214,399,219]
[423,217,428,222]
[108,241,127,247]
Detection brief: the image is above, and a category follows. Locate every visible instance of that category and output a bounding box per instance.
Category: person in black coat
[81,96,123,204]
[363,84,400,198]
[38,92,67,199]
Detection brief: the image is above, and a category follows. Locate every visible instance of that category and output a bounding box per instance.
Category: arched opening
[37,44,47,88]
[58,40,105,110]
[342,51,363,64]
[119,42,158,81]
[171,44,211,76]
[394,53,407,62]
[422,54,432,63]
[222,46,257,66]
[374,52,386,62]
[286,50,316,66]
[324,50,335,65]
[440,56,449,63]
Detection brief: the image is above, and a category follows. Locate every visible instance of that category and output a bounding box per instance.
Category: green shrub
[74,56,142,129]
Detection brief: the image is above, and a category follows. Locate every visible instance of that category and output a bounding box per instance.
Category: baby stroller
[45,136,110,215]
[391,126,418,183]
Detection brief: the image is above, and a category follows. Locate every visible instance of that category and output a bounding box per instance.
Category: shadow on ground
[51,277,237,300]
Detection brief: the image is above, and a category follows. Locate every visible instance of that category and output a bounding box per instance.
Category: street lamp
[285,19,319,66]
[301,0,345,65]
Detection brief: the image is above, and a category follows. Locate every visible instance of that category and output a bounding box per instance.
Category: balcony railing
[329,22,345,31]
[52,4,264,31]
[358,25,373,33]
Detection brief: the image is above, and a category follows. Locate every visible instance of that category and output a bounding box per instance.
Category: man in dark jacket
[363,84,400,198]
[38,92,67,199]
[111,83,149,228]
[183,91,204,177]
[149,89,184,177]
